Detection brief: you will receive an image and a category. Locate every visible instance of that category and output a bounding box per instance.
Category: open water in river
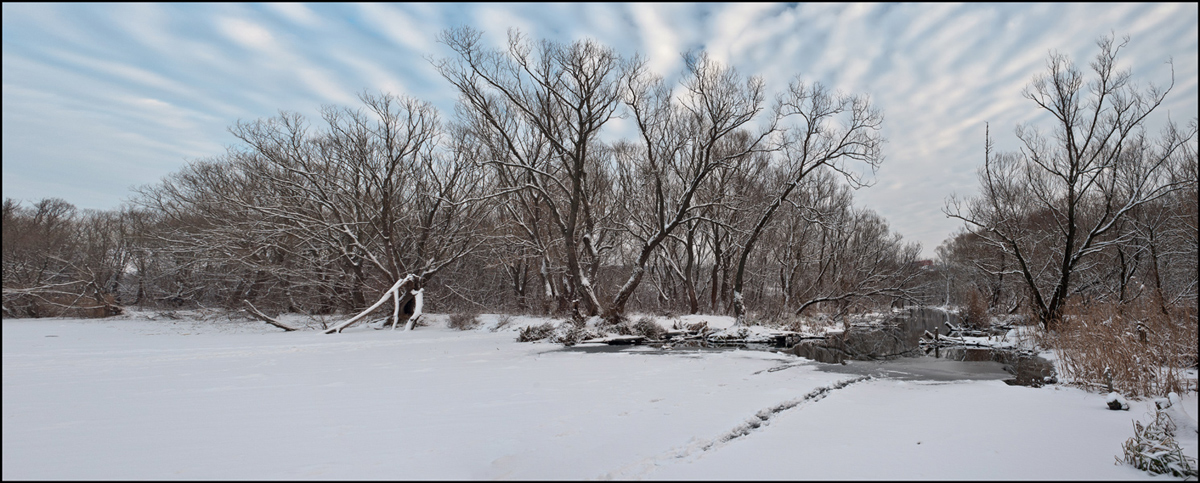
[812,356,1014,382]
[558,344,1022,383]
[557,307,1054,385]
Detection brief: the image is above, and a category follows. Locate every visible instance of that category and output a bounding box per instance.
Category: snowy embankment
[3,312,1194,480]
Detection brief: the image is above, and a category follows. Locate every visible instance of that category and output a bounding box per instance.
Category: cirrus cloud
[3,3,1196,256]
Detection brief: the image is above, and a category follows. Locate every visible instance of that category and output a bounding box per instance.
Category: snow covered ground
[3,311,1196,480]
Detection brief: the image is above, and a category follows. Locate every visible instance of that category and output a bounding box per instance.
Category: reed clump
[1049,298,1197,398]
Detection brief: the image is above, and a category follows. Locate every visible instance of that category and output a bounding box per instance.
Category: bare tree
[761,171,924,318]
[1158,139,1199,309]
[135,92,493,329]
[935,227,1024,315]
[945,35,1197,330]
[605,52,770,321]
[435,26,629,318]
[730,78,886,324]
[2,198,125,318]
[41,27,952,327]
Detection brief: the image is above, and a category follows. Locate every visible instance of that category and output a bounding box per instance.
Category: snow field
[3,314,1193,480]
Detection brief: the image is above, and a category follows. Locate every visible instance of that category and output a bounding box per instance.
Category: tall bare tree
[135,92,493,329]
[605,53,771,321]
[945,35,1197,330]
[435,27,629,318]
[731,78,886,324]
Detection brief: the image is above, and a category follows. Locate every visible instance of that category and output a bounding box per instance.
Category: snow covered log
[243,300,297,331]
[402,288,424,331]
[324,275,420,334]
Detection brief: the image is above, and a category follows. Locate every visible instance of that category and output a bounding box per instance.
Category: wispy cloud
[267,2,323,29]
[2,3,1196,256]
[218,16,277,52]
[628,3,687,77]
[358,4,438,55]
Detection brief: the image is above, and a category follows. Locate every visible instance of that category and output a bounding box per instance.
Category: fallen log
[243,300,297,331]
[324,275,418,334]
[580,335,647,345]
[918,338,1012,350]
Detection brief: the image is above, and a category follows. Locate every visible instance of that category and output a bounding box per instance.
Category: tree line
[4,31,1194,332]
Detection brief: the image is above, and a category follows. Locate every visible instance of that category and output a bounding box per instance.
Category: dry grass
[1049,299,1197,398]
[1118,407,1198,477]
[448,312,480,331]
[491,313,515,332]
[963,288,989,329]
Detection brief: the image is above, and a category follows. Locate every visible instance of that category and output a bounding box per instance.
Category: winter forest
[4,27,1198,480]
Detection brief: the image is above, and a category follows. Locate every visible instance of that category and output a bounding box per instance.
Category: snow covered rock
[1106,392,1130,411]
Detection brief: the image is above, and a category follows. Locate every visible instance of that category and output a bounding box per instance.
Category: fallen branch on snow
[243,300,297,331]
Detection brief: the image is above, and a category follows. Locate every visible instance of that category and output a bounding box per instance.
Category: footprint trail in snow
[603,375,872,479]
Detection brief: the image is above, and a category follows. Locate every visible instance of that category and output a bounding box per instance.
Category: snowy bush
[595,317,632,336]
[709,327,751,341]
[595,316,666,340]
[448,312,480,330]
[671,320,710,334]
[1117,408,1197,478]
[631,316,666,340]
[516,322,555,342]
[550,321,600,346]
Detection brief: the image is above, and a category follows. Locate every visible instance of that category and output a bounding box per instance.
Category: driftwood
[243,300,297,331]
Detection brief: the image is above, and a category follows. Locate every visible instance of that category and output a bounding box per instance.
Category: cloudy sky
[3,3,1197,257]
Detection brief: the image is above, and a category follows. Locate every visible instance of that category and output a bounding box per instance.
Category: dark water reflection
[553,308,1054,385]
[813,356,1013,382]
[556,343,1029,383]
